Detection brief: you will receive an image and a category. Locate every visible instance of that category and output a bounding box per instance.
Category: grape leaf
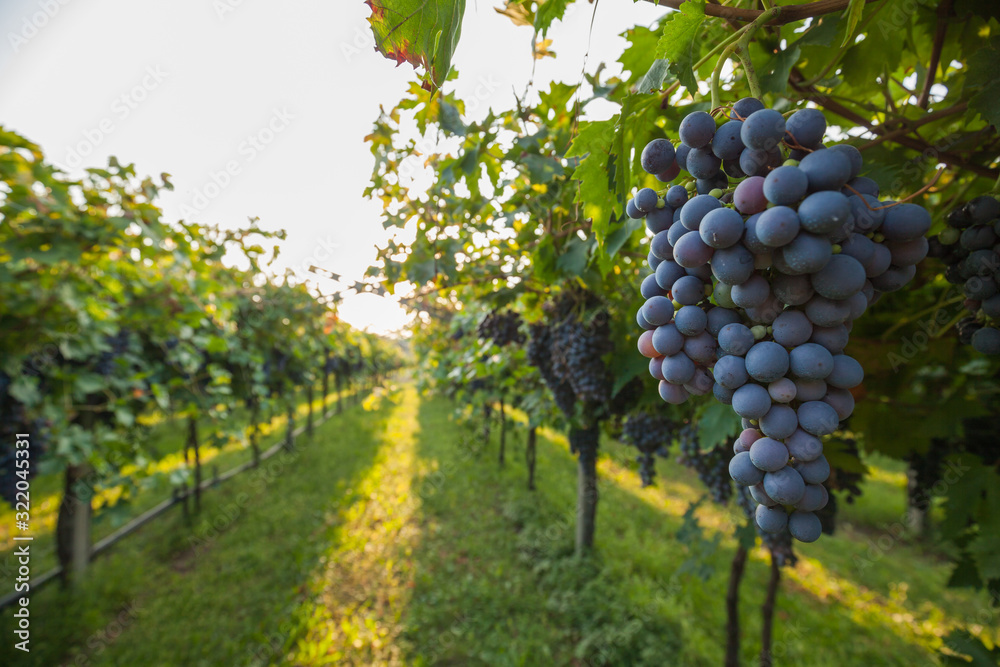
[637,59,671,94]
[366,0,467,90]
[760,44,801,95]
[655,1,706,95]
[841,0,866,47]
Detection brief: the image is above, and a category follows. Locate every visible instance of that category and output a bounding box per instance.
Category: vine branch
[646,0,878,25]
[917,0,952,109]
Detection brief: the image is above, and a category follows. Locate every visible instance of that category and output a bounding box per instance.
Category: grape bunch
[622,413,676,486]
[632,98,929,543]
[928,195,1000,355]
[676,422,732,504]
[477,310,526,347]
[0,372,48,507]
[529,292,614,413]
[93,329,132,376]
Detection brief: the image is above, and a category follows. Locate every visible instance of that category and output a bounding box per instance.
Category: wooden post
[571,425,599,555]
[726,545,748,667]
[189,417,201,512]
[56,463,93,584]
[250,399,261,467]
[526,426,537,491]
[307,383,315,436]
[285,401,295,450]
[336,373,343,414]
[760,551,782,667]
[498,398,506,467]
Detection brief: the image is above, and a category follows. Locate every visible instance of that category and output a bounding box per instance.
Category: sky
[0,0,664,335]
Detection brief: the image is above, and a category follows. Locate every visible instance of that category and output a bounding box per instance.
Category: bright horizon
[0,0,663,335]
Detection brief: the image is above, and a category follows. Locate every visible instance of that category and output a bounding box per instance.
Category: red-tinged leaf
[366,0,467,91]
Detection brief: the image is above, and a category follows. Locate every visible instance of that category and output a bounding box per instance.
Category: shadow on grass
[0,390,390,667]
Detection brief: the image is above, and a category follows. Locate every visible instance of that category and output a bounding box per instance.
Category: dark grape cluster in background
[0,371,48,507]
[677,422,733,504]
[622,412,676,486]
[477,310,526,347]
[928,195,1000,355]
[633,98,929,543]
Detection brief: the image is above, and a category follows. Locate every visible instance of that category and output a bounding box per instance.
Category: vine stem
[733,7,782,100]
[664,23,749,106]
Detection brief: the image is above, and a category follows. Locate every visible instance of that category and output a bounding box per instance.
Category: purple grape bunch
[928,194,1000,355]
[633,98,929,543]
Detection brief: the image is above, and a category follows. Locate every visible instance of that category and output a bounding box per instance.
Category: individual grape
[667,220,689,247]
[637,308,655,331]
[715,282,737,308]
[793,379,827,402]
[718,323,755,356]
[743,212,771,254]
[641,138,677,174]
[826,354,863,388]
[671,275,705,305]
[687,147,722,179]
[659,380,690,404]
[706,307,742,336]
[730,97,765,120]
[763,166,809,206]
[634,188,659,214]
[646,206,674,234]
[784,108,826,148]
[839,233,876,266]
[680,194,723,230]
[759,405,799,440]
[772,310,813,347]
[966,195,1000,222]
[714,382,735,404]
[798,191,852,236]
[809,324,849,354]
[781,232,833,273]
[797,401,840,436]
[799,149,852,191]
[848,194,886,233]
[641,274,665,299]
[675,143,691,171]
[641,296,675,326]
[652,323,685,356]
[863,243,893,278]
[756,505,789,533]
[675,305,708,335]
[739,147,782,177]
[823,386,855,420]
[733,176,767,214]
[870,264,917,292]
[768,377,797,403]
[708,120,743,160]
[745,341,790,383]
[772,273,814,306]
[683,331,718,364]
[627,199,643,219]
[666,185,689,208]
[732,383,772,419]
[723,158,747,180]
[744,294,784,325]
[650,231,674,261]
[729,451,765,485]
[982,294,1000,320]
[793,454,830,484]
[638,330,658,357]
[655,260,686,290]
[804,295,851,327]
[788,510,822,542]
[828,144,862,179]
[687,263,714,282]
[649,356,665,381]
[732,274,770,308]
[963,249,999,277]
[709,246,753,286]
[713,354,749,389]
[741,109,786,150]
[795,484,829,512]
[844,176,879,198]
[965,276,998,300]
[740,428,764,448]
[662,352,696,384]
[647,251,663,271]
[699,208,745,248]
[764,466,806,505]
[960,226,997,252]
[679,111,716,148]
[685,367,714,395]
[786,429,823,461]
[750,482,779,507]
[673,232,715,268]
[811,255,867,300]
[757,206,801,248]
[972,327,1000,355]
[656,161,681,183]
[881,203,932,241]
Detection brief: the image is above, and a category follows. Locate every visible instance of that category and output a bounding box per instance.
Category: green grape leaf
[760,44,801,95]
[655,1,706,95]
[841,0,866,47]
[696,401,740,449]
[366,0,467,90]
[637,59,671,94]
[941,631,1000,666]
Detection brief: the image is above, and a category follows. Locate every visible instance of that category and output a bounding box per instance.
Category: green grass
[1,382,992,666]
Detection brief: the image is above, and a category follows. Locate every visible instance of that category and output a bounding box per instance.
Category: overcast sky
[0,0,663,335]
